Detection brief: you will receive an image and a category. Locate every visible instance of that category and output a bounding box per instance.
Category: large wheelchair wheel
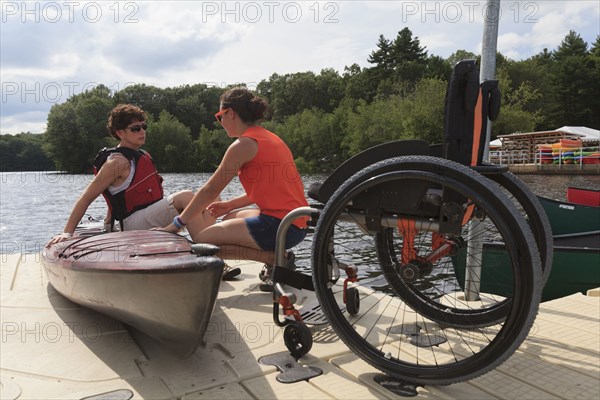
[488,171,553,285]
[311,156,541,385]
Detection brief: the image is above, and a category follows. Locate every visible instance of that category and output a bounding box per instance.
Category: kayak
[567,187,600,207]
[41,229,224,357]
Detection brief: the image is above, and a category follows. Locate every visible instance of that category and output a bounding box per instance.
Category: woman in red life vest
[45,104,217,248]
[159,88,308,287]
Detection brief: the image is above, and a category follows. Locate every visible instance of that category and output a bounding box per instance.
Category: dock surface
[1,253,599,399]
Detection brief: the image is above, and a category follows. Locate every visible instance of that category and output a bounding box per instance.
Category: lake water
[0,171,598,256]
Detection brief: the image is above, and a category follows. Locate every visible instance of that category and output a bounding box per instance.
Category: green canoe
[452,231,599,302]
[537,196,600,235]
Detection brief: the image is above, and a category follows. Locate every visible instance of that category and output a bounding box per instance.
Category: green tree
[274,108,343,172]
[144,111,194,172]
[344,97,407,155]
[0,133,55,171]
[163,84,224,138]
[505,58,550,123]
[491,66,542,136]
[257,72,316,121]
[425,55,452,80]
[389,27,428,87]
[193,126,232,172]
[342,64,378,103]
[589,36,600,128]
[398,78,447,144]
[368,34,395,83]
[257,70,344,122]
[447,50,479,67]
[114,84,166,120]
[547,30,596,128]
[590,35,600,59]
[44,85,114,172]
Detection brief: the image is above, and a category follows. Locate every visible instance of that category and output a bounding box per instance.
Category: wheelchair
[268,60,552,386]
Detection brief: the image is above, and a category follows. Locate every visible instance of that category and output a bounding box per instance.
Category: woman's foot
[222,264,241,281]
[259,251,296,292]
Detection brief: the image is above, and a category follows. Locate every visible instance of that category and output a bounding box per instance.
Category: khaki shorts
[122,194,178,230]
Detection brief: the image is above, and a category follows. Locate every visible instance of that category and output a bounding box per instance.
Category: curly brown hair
[107,104,147,139]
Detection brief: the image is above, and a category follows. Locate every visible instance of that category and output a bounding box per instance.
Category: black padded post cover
[444,60,500,167]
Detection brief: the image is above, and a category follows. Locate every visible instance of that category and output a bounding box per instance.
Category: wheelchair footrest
[258,352,323,383]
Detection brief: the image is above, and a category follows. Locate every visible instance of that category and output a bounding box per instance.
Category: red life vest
[93,147,164,227]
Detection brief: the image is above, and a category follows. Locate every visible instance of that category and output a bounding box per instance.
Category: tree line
[2,28,598,173]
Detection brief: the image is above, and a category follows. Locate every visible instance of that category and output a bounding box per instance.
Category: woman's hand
[207,201,232,219]
[152,223,180,233]
[45,232,73,248]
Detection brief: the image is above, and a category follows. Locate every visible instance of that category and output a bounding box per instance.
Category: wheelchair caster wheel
[284,321,313,359]
[346,287,360,315]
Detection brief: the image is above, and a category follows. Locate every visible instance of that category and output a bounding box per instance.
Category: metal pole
[480,0,500,162]
[465,216,484,301]
[465,0,500,301]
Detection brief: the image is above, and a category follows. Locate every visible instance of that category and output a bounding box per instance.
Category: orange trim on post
[471,88,484,166]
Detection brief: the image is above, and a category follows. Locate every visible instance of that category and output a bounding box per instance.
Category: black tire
[488,171,553,285]
[346,287,360,315]
[311,156,541,385]
[284,322,313,359]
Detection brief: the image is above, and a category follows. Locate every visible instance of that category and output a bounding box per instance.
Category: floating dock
[1,254,599,399]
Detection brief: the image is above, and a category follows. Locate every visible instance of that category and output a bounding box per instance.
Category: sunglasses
[214,108,230,123]
[127,123,147,132]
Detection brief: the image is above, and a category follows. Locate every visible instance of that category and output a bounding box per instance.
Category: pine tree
[389,28,428,93]
[547,31,596,128]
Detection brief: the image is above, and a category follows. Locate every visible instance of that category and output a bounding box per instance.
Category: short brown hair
[107,104,146,139]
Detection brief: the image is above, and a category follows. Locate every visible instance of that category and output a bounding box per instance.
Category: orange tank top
[239,126,309,228]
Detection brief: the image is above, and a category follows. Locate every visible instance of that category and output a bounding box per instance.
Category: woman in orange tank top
[159,88,308,283]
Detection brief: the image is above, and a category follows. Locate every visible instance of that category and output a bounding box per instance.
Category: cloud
[1,0,598,134]
[1,111,48,134]
[495,1,600,59]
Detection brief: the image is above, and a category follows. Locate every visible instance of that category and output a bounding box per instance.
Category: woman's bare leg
[192,210,276,265]
[171,190,219,237]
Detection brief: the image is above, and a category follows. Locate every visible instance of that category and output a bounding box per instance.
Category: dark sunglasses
[127,123,147,132]
[214,108,230,123]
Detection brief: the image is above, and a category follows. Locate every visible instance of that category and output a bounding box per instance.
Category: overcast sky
[1,1,599,134]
